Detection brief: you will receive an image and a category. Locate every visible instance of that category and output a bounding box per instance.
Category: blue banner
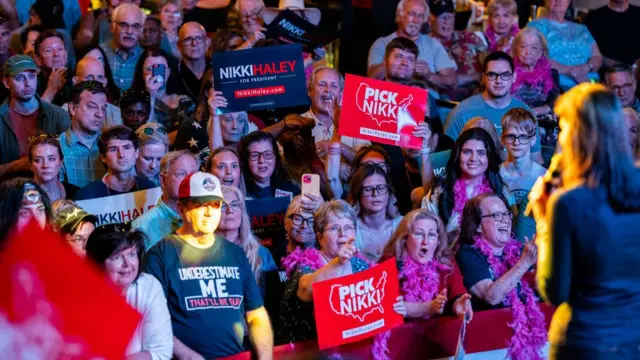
[212,44,309,113]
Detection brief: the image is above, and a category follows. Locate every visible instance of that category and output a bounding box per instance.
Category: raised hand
[520,237,538,268]
[429,289,447,316]
[337,238,356,265]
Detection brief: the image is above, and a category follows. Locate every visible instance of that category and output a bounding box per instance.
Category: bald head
[74,57,107,86]
[178,22,209,61]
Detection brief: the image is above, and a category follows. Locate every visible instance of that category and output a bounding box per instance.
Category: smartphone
[152,64,166,82]
[301,174,320,196]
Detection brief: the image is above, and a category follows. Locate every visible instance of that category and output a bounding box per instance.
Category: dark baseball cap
[54,204,98,234]
[2,55,40,78]
[430,0,455,16]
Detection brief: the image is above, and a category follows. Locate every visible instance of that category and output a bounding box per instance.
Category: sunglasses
[142,126,168,136]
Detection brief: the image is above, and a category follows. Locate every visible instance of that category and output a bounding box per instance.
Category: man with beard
[74,125,156,200]
[59,81,109,187]
[33,30,72,106]
[75,0,143,50]
[100,3,145,92]
[444,51,544,163]
[0,55,70,179]
[368,0,457,91]
[132,150,199,250]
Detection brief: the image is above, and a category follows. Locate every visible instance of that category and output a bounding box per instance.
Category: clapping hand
[429,289,447,316]
[453,293,473,322]
[519,236,538,268]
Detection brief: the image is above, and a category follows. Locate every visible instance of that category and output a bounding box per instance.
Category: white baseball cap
[178,172,225,204]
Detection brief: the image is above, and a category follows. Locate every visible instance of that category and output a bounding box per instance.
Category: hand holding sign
[430,289,447,316]
[207,90,228,115]
[412,122,432,153]
[393,295,407,317]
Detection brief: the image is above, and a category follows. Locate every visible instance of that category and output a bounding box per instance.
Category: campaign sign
[212,44,308,113]
[313,258,403,349]
[0,225,141,358]
[339,74,428,149]
[430,150,451,179]
[246,196,291,266]
[265,9,339,53]
[76,187,162,225]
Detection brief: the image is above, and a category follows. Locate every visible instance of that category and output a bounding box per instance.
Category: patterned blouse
[527,18,596,67]
[276,257,370,344]
[433,31,488,75]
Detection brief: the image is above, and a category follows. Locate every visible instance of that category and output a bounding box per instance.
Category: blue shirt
[443,94,541,153]
[144,235,263,359]
[527,19,595,67]
[131,198,182,251]
[59,129,106,188]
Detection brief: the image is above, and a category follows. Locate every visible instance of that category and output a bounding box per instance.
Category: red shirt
[8,106,39,158]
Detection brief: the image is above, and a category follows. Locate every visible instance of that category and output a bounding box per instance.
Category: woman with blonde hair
[483,0,519,53]
[623,107,640,160]
[372,209,473,359]
[215,185,276,296]
[531,83,640,359]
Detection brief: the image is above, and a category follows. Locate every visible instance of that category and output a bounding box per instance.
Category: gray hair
[286,195,306,218]
[234,0,266,12]
[313,200,357,235]
[307,66,345,93]
[160,150,200,174]
[112,3,146,23]
[396,0,429,23]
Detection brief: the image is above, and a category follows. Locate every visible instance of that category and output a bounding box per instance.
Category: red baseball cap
[178,172,226,204]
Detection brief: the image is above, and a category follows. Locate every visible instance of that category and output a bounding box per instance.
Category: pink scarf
[452,177,493,220]
[473,236,547,360]
[511,55,555,100]
[485,24,519,52]
[372,256,451,360]
[281,247,370,278]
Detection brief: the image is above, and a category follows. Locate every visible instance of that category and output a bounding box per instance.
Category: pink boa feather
[512,55,555,100]
[372,256,451,360]
[453,177,493,220]
[281,247,371,278]
[473,236,547,360]
[485,24,519,52]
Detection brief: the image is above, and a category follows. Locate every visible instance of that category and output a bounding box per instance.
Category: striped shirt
[100,41,143,92]
[59,128,107,187]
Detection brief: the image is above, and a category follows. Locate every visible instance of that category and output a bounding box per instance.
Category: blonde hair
[381,209,452,265]
[136,123,169,149]
[219,185,263,283]
[501,108,537,135]
[623,107,640,158]
[512,27,549,58]
[487,0,517,17]
[463,117,501,148]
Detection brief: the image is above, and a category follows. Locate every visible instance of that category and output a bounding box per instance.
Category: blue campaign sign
[212,44,309,113]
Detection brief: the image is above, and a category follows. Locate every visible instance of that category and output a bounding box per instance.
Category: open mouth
[419,247,429,257]
[258,166,269,173]
[498,227,510,235]
[221,177,235,185]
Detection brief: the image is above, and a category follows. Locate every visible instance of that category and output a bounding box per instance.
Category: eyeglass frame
[248,150,276,162]
[323,224,356,236]
[502,133,535,145]
[221,200,242,213]
[485,71,514,81]
[481,211,513,223]
[288,214,314,228]
[361,184,390,197]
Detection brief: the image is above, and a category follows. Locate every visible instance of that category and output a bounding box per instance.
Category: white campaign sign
[76,187,163,225]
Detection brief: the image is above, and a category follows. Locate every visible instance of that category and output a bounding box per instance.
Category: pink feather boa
[485,24,519,52]
[473,236,547,360]
[511,55,555,100]
[452,177,493,220]
[372,256,452,360]
[281,247,371,279]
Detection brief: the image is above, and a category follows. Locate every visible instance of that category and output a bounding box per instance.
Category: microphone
[524,153,563,217]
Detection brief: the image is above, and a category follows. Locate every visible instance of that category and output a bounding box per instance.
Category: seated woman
[527,0,603,91]
[284,195,320,254]
[238,131,300,200]
[482,0,519,53]
[135,123,169,186]
[373,209,473,359]
[52,201,97,257]
[348,164,402,263]
[421,128,513,239]
[207,146,246,192]
[429,0,488,100]
[29,135,79,202]
[277,200,369,344]
[623,107,640,160]
[85,228,172,359]
[511,27,561,116]
[0,179,52,243]
[216,185,277,297]
[460,116,505,161]
[456,193,545,359]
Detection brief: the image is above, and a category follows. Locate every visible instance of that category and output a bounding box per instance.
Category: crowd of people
[1,0,640,359]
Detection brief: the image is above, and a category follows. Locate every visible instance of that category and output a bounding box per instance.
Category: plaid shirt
[100,41,143,92]
[59,128,107,187]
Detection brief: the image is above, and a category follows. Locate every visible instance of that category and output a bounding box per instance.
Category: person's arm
[468,240,537,306]
[173,337,205,360]
[428,68,458,89]
[536,191,572,306]
[326,133,343,199]
[246,307,274,360]
[367,39,387,79]
[207,91,226,151]
[0,157,30,178]
[41,68,69,103]
[297,241,356,302]
[262,115,315,139]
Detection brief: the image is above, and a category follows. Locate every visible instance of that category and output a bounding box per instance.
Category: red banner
[339,74,428,149]
[0,224,141,358]
[312,258,404,350]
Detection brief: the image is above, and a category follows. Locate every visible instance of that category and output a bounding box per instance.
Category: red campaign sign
[0,224,141,358]
[339,74,428,149]
[313,258,403,350]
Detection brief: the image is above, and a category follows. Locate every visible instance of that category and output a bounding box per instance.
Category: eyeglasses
[221,200,241,213]
[324,224,356,236]
[503,133,534,144]
[288,214,313,227]
[410,230,438,241]
[142,125,167,136]
[361,184,389,197]
[248,150,275,162]
[162,10,182,17]
[181,35,207,46]
[485,71,513,81]
[116,21,142,32]
[481,211,513,223]
[612,83,634,93]
[240,9,263,21]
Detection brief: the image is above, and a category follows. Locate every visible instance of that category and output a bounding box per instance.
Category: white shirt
[301,109,370,149]
[125,273,173,360]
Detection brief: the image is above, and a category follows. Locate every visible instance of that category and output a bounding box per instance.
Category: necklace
[103,175,139,196]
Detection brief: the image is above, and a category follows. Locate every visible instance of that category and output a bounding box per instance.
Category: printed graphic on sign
[265,9,339,53]
[213,44,309,113]
[76,187,162,225]
[340,74,428,149]
[246,197,290,267]
[313,259,403,349]
[178,266,244,311]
